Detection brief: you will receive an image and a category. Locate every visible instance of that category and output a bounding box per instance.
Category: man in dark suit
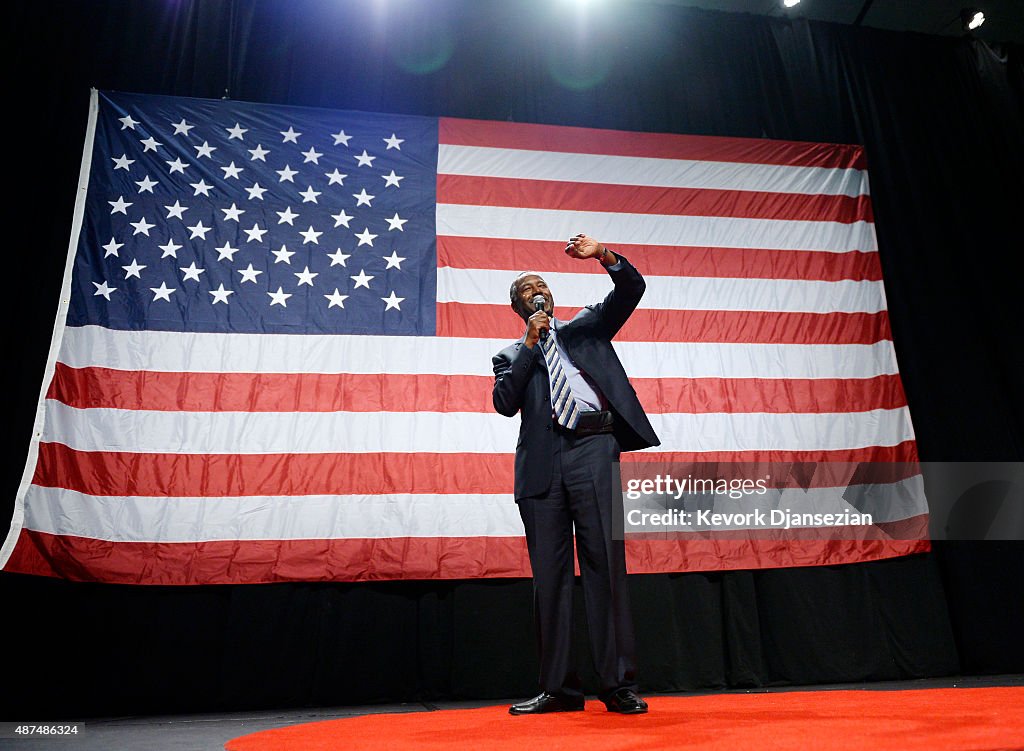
[492,233,660,715]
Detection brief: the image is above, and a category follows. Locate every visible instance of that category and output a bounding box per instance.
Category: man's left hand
[566,234,617,266]
[565,234,603,259]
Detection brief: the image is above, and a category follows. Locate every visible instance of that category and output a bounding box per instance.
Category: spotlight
[783,0,801,7]
[960,8,985,31]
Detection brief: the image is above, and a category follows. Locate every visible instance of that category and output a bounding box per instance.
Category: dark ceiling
[641,0,1024,45]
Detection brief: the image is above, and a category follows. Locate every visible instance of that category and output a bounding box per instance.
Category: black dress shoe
[603,688,648,714]
[509,692,585,715]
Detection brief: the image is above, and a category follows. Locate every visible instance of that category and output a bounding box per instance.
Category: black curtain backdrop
[4,0,1023,718]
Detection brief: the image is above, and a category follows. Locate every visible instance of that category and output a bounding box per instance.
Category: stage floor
[4,674,1022,751]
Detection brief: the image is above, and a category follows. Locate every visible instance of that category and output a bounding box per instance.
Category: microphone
[532,294,548,341]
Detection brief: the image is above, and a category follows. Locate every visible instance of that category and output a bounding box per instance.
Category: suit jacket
[491,254,661,499]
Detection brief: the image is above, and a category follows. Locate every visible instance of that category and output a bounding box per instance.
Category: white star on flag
[331,129,352,146]
[244,223,268,242]
[353,189,374,207]
[277,207,299,225]
[355,150,376,167]
[383,251,405,270]
[385,213,407,231]
[221,162,244,179]
[102,238,123,257]
[164,200,188,219]
[327,249,350,266]
[180,262,205,282]
[166,157,188,174]
[118,115,139,130]
[92,280,116,299]
[238,264,263,283]
[382,170,403,188]
[190,179,213,196]
[272,245,295,264]
[302,147,323,164]
[248,144,270,161]
[130,217,155,236]
[209,284,234,304]
[268,287,292,306]
[355,227,378,246]
[140,136,162,153]
[215,242,239,261]
[112,154,135,170]
[196,141,216,158]
[351,269,374,289]
[381,291,405,311]
[324,289,348,308]
[280,127,301,143]
[383,133,404,150]
[171,118,194,135]
[227,123,248,140]
[150,282,176,302]
[159,239,182,258]
[276,165,298,183]
[122,259,146,279]
[299,225,323,244]
[325,169,347,185]
[295,266,319,286]
[109,196,132,214]
[222,203,245,222]
[187,221,212,240]
[299,186,321,203]
[136,175,159,193]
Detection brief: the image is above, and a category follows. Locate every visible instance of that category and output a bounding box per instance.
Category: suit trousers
[516,426,638,700]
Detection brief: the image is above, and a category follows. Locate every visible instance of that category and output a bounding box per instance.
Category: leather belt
[555,409,615,437]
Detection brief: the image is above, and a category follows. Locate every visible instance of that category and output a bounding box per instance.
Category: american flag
[1,90,928,584]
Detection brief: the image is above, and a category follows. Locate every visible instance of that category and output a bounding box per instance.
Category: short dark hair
[509,271,547,321]
[508,271,544,307]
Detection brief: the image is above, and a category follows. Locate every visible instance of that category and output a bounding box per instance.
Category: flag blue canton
[68,91,438,335]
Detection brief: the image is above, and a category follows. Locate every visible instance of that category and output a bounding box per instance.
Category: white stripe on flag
[23,478,925,544]
[42,401,916,454]
[59,326,901,379]
[437,267,888,314]
[22,487,523,542]
[437,204,878,253]
[437,144,870,197]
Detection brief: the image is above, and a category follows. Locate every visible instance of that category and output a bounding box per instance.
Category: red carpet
[225,687,1024,751]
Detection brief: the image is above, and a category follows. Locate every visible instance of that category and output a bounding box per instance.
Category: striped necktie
[540,332,582,430]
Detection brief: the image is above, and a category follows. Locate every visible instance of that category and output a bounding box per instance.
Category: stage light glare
[783,0,801,8]
[960,8,986,31]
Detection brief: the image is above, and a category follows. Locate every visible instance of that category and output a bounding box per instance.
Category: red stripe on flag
[439,117,868,170]
[47,364,494,413]
[437,303,892,344]
[48,365,907,414]
[33,444,514,496]
[630,443,920,465]
[437,174,874,224]
[4,529,531,583]
[635,375,908,414]
[5,528,927,584]
[32,442,919,499]
[437,237,883,281]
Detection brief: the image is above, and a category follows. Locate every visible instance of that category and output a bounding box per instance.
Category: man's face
[514,274,554,320]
